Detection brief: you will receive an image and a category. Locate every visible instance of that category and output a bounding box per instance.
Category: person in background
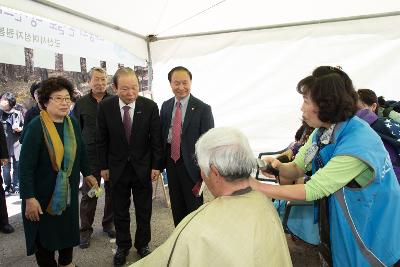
[279,121,314,163]
[377,96,400,123]
[19,77,98,267]
[0,124,13,234]
[97,67,163,266]
[356,88,379,114]
[73,67,114,249]
[356,88,400,183]
[160,66,214,227]
[0,92,24,195]
[132,127,292,267]
[250,66,400,266]
[69,89,82,115]
[24,81,42,127]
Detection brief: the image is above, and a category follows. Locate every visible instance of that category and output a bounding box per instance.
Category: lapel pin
[136,111,142,114]
[191,107,195,110]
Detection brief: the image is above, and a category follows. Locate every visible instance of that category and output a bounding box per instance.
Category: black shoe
[79,231,91,249]
[114,247,129,266]
[103,228,116,238]
[137,246,151,258]
[0,224,14,234]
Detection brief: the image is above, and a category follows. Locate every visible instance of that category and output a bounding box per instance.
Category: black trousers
[0,175,9,226]
[112,163,152,250]
[35,239,73,267]
[80,146,113,233]
[166,145,203,226]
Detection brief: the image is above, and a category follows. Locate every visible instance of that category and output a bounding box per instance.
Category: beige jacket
[131,190,292,267]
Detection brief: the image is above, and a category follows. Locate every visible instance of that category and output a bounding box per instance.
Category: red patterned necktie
[122,105,132,143]
[171,101,182,162]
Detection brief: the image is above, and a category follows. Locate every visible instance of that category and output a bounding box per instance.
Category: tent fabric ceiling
[1,0,400,152]
[24,0,400,38]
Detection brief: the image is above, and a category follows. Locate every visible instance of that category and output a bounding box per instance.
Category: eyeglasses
[49,96,72,104]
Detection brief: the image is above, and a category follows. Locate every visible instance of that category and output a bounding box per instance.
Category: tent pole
[146,35,156,93]
[156,11,400,41]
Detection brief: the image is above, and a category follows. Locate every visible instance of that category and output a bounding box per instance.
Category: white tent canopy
[4,0,400,37]
[1,0,400,153]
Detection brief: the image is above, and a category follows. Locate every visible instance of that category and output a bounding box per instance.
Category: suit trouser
[112,163,152,250]
[166,145,203,226]
[0,175,9,226]
[80,145,113,232]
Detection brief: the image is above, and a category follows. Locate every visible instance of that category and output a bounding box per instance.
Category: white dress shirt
[118,98,135,121]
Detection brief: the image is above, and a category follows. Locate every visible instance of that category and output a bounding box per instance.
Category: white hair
[195,127,256,181]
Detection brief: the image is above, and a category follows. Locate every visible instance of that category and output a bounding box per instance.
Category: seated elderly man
[131,127,292,267]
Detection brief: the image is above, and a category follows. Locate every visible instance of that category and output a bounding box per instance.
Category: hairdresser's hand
[249,177,262,192]
[260,156,281,179]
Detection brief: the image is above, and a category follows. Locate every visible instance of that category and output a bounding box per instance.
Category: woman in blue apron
[251,66,400,267]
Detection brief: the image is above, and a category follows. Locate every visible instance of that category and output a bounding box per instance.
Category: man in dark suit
[97,67,162,266]
[160,66,214,226]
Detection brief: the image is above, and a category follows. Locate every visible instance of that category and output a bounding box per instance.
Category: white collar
[118,98,135,110]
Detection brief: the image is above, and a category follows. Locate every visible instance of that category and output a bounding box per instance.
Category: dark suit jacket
[73,92,110,146]
[96,95,163,184]
[160,94,214,183]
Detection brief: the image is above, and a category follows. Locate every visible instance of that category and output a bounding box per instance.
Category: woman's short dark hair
[39,77,74,110]
[297,66,358,123]
[30,81,42,99]
[357,88,378,106]
[0,92,16,109]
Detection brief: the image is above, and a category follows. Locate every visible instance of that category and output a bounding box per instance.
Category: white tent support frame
[146,37,153,92]
[155,11,400,41]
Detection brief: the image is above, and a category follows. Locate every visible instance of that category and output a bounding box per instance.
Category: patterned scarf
[304,124,336,168]
[40,110,76,215]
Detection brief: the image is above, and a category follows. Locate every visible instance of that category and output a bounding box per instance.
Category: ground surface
[1,182,320,266]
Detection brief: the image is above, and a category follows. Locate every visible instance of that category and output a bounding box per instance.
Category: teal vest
[314,116,400,266]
